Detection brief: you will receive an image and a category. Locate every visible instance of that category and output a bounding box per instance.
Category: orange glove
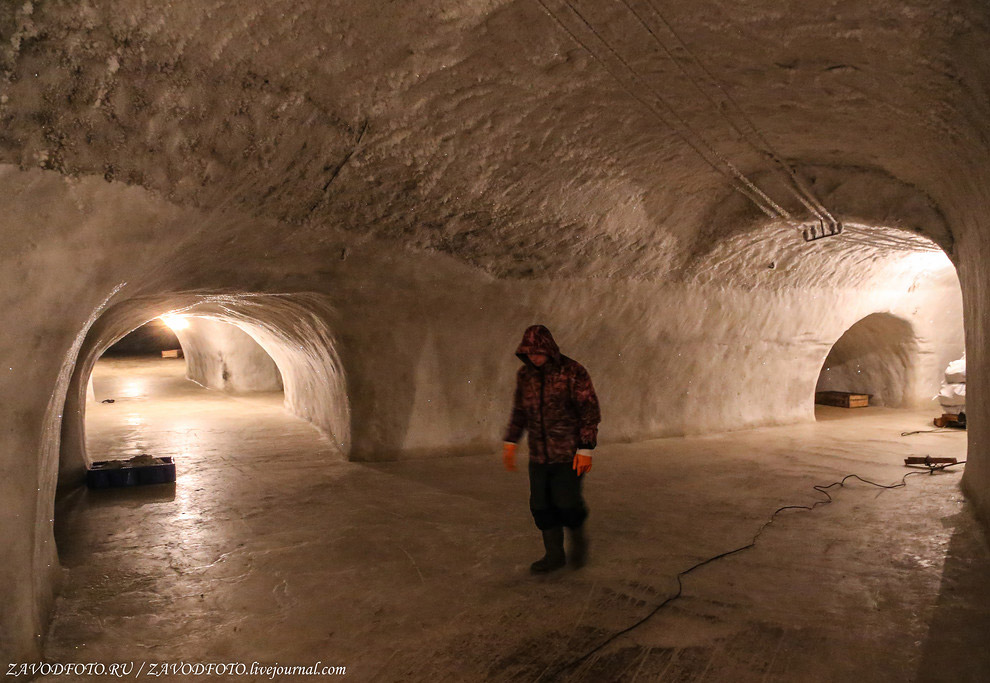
[502,442,517,472]
[573,450,592,476]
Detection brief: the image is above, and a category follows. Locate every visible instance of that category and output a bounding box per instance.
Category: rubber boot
[530,527,566,574]
[569,525,588,568]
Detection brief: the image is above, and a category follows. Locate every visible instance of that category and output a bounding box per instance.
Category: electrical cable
[836,233,936,253]
[843,225,933,245]
[563,0,795,219]
[900,428,962,436]
[644,0,838,227]
[646,2,843,231]
[603,0,941,255]
[534,0,788,219]
[538,0,937,254]
[543,461,967,679]
[842,225,941,252]
[555,0,788,219]
[639,3,945,255]
[619,0,832,226]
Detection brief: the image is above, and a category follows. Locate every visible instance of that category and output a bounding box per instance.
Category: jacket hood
[515,325,561,364]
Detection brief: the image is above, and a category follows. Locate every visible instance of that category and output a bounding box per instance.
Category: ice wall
[175,317,283,393]
[0,167,968,661]
[1,0,988,665]
[957,206,990,531]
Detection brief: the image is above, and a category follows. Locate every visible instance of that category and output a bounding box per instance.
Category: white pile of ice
[945,356,966,384]
[937,354,966,413]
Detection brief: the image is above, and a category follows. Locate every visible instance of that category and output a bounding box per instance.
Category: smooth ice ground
[46,357,989,682]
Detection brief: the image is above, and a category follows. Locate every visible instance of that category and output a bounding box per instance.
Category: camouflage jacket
[504,325,601,464]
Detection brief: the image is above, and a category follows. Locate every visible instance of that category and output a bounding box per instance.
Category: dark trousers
[529,461,588,530]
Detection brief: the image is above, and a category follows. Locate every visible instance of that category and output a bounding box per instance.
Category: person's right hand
[502,442,517,472]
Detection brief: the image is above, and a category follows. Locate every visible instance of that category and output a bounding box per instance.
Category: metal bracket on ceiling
[802,219,843,242]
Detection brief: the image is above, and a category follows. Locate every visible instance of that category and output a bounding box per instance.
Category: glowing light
[160,314,189,331]
[906,249,953,273]
[119,379,145,398]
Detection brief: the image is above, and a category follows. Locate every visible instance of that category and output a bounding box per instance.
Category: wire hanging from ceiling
[534,0,790,220]
[632,0,840,228]
[619,0,838,231]
[630,1,943,254]
[535,0,939,254]
[840,225,941,252]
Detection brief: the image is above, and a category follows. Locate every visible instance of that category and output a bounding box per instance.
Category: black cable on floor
[544,461,968,680]
[901,428,961,436]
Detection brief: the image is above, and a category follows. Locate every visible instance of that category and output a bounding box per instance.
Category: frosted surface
[175,317,284,394]
[1,0,989,663]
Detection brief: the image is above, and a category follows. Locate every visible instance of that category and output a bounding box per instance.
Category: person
[502,324,601,573]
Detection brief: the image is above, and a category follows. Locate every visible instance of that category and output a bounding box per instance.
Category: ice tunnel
[1,1,989,678]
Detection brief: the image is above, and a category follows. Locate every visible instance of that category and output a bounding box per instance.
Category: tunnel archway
[52,292,354,612]
[82,315,288,480]
[166,316,285,394]
[58,292,352,490]
[816,313,919,409]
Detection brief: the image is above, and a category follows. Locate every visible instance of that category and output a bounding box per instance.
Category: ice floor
[46,356,989,681]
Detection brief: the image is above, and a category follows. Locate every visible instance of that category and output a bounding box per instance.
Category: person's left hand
[502,442,517,472]
[572,450,592,476]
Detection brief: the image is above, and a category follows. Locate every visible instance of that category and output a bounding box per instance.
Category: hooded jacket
[504,325,601,464]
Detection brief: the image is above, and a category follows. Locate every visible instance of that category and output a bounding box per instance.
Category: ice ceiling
[1,0,981,281]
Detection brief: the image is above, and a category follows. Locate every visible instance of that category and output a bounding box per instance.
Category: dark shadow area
[54,484,177,566]
[916,505,990,682]
[813,404,904,422]
[102,319,181,357]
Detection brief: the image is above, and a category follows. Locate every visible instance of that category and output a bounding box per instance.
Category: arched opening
[84,315,287,483]
[168,316,284,394]
[53,293,351,571]
[816,312,918,408]
[58,292,351,485]
[803,243,965,423]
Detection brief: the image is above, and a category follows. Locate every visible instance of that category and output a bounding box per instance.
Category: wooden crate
[815,391,870,408]
[934,413,966,428]
[161,349,182,359]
